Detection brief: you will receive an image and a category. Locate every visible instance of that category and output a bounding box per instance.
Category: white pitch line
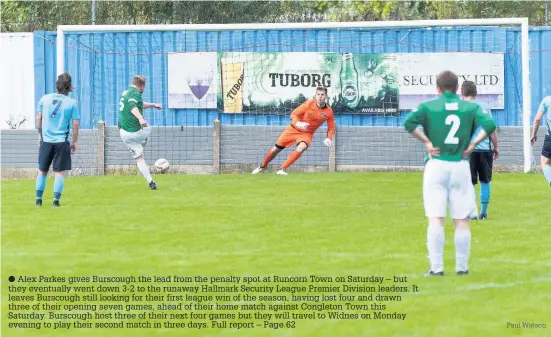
[413,276,551,295]
[463,277,551,291]
[478,257,551,267]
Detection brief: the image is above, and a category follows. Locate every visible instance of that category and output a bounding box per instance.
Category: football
[154,158,170,173]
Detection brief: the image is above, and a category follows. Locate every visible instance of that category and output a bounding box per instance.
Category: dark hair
[461,80,477,97]
[56,73,73,95]
[436,70,458,93]
[316,86,327,94]
[133,75,146,87]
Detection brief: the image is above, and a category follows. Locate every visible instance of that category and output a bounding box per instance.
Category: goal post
[520,19,534,173]
[54,18,534,175]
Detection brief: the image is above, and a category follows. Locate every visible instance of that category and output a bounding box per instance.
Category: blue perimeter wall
[33,26,551,129]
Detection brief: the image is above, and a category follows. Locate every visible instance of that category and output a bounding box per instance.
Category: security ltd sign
[397,53,505,109]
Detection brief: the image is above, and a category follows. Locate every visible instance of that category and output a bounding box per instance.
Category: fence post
[213,120,221,174]
[328,135,336,172]
[97,121,105,175]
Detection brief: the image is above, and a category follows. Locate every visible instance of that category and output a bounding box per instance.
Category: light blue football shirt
[537,96,551,136]
[469,100,494,151]
[37,93,80,143]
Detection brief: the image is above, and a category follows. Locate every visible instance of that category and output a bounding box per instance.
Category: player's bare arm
[490,132,499,159]
[410,127,440,158]
[144,102,162,109]
[404,104,439,158]
[131,107,148,126]
[530,110,544,144]
[36,111,42,142]
[72,119,79,153]
[463,129,489,158]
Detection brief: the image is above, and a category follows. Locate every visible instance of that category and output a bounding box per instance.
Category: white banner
[397,53,504,109]
[167,52,218,109]
[1,33,36,129]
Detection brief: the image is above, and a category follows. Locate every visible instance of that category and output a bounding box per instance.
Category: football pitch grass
[2,172,550,337]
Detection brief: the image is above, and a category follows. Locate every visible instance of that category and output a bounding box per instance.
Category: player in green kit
[403,71,496,276]
[119,76,162,189]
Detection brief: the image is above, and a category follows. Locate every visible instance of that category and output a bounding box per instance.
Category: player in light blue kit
[35,73,80,207]
[461,81,499,220]
[530,95,551,186]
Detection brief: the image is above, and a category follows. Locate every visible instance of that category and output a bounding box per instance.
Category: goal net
[53,19,534,177]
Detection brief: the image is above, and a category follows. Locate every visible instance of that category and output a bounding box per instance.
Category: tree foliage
[314,0,547,24]
[0,0,548,32]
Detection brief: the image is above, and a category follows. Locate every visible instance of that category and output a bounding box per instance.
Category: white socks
[543,165,551,185]
[137,160,153,183]
[427,225,445,273]
[471,187,479,217]
[427,225,471,273]
[454,228,471,272]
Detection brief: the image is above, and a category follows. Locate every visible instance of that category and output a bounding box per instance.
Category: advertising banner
[398,53,504,109]
[168,52,218,109]
[218,52,399,115]
[167,52,504,113]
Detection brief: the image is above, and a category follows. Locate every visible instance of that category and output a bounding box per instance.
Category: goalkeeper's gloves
[323,138,332,147]
[295,121,309,130]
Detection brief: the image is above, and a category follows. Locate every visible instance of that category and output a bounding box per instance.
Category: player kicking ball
[404,71,496,276]
[461,81,499,220]
[118,76,162,189]
[252,86,336,175]
[530,95,551,186]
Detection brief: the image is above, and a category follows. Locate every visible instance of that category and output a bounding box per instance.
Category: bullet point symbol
[9,276,15,282]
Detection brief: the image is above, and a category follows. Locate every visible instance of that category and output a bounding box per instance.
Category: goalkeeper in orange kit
[252,87,336,175]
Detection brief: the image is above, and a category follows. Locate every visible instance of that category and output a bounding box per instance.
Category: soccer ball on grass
[154,158,170,173]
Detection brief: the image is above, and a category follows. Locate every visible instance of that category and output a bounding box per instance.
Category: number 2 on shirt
[444,114,460,144]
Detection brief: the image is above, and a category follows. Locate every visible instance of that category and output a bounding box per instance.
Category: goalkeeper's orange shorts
[275,125,313,148]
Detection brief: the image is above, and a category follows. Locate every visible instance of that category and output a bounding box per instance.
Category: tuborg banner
[167,52,504,113]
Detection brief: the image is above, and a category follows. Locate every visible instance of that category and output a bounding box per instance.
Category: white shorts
[423,159,476,219]
[120,127,151,159]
